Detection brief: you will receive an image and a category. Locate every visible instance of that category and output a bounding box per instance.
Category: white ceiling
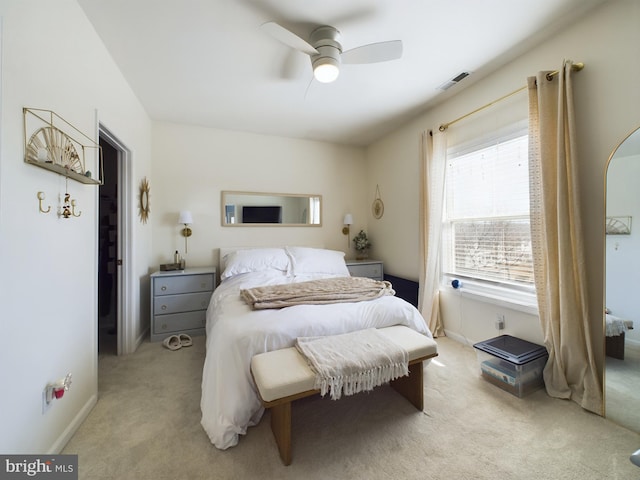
[78,0,607,147]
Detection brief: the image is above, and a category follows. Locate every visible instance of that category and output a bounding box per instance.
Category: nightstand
[150,267,216,342]
[345,259,384,281]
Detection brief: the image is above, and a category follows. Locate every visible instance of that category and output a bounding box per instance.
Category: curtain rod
[438,62,584,132]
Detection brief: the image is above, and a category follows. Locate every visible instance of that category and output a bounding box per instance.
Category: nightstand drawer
[154,291,212,315]
[153,310,206,335]
[347,263,383,280]
[154,274,214,296]
[150,268,216,342]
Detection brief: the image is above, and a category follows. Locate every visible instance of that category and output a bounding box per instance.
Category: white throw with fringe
[295,328,409,400]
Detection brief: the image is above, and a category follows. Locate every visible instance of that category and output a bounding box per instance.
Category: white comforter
[200,270,431,450]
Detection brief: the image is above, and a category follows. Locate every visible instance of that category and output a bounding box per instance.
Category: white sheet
[200,270,431,450]
[606,313,633,337]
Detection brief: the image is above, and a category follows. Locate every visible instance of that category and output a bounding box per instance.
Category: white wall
[150,122,367,272]
[3,0,636,455]
[606,152,640,345]
[439,290,541,346]
[0,0,152,453]
[367,0,640,353]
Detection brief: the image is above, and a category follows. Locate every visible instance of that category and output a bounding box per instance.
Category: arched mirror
[605,125,640,432]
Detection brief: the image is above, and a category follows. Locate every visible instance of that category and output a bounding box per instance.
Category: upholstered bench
[250,325,438,465]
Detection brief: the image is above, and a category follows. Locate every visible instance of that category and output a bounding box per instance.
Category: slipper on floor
[178,333,193,347]
[163,335,182,351]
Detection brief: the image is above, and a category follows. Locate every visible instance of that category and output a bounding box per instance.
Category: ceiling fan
[261,22,402,83]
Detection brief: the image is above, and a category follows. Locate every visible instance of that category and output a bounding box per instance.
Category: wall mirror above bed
[221,191,322,226]
[604,125,640,433]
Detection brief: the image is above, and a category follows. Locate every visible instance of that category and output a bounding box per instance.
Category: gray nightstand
[345,259,383,281]
[150,267,216,342]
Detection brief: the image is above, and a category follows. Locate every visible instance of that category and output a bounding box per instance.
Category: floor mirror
[605,125,640,432]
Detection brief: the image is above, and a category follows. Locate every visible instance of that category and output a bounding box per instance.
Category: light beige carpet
[606,341,640,433]
[64,335,640,480]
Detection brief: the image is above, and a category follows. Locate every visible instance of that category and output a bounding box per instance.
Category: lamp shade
[178,210,193,225]
[343,214,353,225]
[314,60,340,83]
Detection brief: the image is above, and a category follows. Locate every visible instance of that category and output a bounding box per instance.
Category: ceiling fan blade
[341,40,403,64]
[261,21,318,56]
[281,49,311,80]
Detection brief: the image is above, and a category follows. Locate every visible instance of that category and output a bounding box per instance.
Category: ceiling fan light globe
[313,60,340,83]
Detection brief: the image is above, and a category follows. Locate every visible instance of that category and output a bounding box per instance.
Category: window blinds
[442,132,534,286]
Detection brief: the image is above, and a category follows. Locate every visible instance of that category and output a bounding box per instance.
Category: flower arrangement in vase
[353,230,371,260]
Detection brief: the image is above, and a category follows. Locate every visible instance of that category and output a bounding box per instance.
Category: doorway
[98,137,120,356]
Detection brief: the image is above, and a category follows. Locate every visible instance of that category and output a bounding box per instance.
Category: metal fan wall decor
[606,216,632,235]
[26,126,83,173]
[23,108,103,185]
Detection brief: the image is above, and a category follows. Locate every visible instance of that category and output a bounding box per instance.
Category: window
[309,196,320,225]
[442,127,535,305]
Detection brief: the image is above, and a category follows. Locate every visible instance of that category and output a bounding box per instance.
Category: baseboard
[48,393,98,454]
[626,337,640,349]
[134,327,149,351]
[442,329,474,347]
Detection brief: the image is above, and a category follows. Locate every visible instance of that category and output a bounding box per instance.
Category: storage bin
[473,335,548,398]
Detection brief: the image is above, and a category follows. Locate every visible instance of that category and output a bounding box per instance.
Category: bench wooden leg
[390,361,423,410]
[270,402,292,465]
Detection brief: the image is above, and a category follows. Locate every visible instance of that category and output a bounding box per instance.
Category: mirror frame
[221,190,323,227]
[139,177,150,224]
[603,125,640,420]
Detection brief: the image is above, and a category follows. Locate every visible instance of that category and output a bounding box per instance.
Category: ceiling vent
[437,71,470,90]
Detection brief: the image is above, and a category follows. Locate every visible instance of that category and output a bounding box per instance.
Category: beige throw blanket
[296,328,409,400]
[240,276,395,310]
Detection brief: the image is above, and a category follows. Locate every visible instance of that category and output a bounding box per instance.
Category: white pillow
[221,248,291,280]
[286,246,350,276]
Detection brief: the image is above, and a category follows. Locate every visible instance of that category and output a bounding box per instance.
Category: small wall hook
[37,191,51,214]
[71,198,81,217]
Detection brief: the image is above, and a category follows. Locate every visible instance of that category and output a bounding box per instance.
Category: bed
[200,246,432,450]
[606,312,634,360]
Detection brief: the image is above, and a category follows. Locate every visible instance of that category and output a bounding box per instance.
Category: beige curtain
[528,60,602,413]
[418,130,446,337]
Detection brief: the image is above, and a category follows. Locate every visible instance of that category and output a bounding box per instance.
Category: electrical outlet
[42,373,72,414]
[42,388,52,414]
[495,314,505,330]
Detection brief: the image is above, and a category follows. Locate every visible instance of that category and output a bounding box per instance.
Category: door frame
[99,124,133,355]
